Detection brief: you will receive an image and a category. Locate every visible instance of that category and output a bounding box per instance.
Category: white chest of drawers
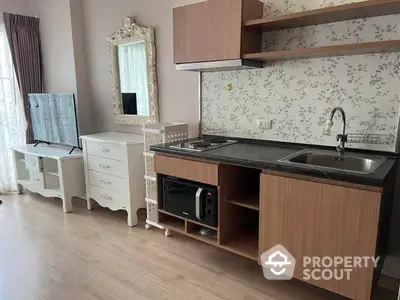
[80,132,145,226]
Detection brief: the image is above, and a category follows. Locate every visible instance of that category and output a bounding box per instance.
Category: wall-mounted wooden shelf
[245,0,400,31]
[244,40,400,62]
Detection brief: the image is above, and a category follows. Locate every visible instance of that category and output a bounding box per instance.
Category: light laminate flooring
[0,193,396,300]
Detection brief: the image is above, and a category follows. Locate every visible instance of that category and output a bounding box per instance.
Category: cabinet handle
[100,179,111,185]
[33,178,40,182]
[101,194,112,201]
[98,147,110,153]
[98,164,111,169]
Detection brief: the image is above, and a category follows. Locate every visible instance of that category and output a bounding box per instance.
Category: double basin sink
[279,149,385,174]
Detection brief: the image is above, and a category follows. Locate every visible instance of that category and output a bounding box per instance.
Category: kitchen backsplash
[201,0,400,152]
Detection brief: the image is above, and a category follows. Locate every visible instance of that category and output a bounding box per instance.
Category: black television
[121,93,138,115]
[28,93,79,149]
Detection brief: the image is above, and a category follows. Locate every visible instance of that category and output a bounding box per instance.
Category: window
[0,16,25,193]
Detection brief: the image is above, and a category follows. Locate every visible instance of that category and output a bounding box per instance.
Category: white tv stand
[10,144,86,213]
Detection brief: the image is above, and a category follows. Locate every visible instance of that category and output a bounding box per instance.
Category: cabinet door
[173,0,242,64]
[259,174,381,300]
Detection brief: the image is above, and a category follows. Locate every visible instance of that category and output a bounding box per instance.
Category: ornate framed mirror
[108,17,159,125]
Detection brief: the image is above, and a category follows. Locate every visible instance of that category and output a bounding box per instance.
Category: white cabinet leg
[165,228,171,237]
[87,198,94,211]
[145,224,151,230]
[62,196,73,213]
[17,183,23,194]
[127,211,138,227]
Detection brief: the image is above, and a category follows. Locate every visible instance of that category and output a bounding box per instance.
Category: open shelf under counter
[186,231,218,246]
[245,0,400,31]
[159,209,218,231]
[186,221,219,246]
[220,231,259,262]
[228,194,259,211]
[159,210,219,246]
[244,40,400,62]
[159,215,186,234]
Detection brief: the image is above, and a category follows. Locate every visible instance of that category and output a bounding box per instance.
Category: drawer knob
[99,164,111,169]
[98,147,110,153]
[100,179,112,185]
[101,194,112,201]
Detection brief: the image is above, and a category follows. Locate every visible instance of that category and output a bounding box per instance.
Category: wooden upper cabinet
[173,0,263,64]
[259,174,381,300]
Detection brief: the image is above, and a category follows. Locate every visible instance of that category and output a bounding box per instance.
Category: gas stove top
[169,137,237,152]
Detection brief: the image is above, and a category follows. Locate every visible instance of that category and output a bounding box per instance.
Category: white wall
[31,0,92,135]
[69,0,92,135]
[29,0,206,137]
[81,0,204,136]
[33,0,76,92]
[0,0,30,15]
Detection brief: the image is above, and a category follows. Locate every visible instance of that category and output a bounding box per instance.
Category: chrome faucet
[324,107,347,155]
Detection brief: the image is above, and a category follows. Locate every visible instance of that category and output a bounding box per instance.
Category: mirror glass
[117,41,149,116]
[108,17,159,125]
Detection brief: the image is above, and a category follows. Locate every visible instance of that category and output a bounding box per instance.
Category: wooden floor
[0,193,396,300]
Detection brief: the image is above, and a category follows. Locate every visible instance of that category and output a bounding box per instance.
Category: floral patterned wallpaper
[201,0,400,152]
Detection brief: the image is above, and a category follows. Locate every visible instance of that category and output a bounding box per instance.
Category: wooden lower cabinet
[154,155,218,186]
[259,174,381,300]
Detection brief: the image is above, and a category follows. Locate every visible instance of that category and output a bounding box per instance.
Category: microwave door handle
[195,188,203,220]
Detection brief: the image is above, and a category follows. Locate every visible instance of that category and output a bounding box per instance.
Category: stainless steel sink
[278,149,385,174]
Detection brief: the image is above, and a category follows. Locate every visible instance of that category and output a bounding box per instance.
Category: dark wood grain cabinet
[173,0,262,64]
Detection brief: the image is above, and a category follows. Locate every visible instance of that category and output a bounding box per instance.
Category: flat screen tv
[29,93,79,148]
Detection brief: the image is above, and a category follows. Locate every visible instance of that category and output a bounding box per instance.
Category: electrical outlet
[257,119,272,129]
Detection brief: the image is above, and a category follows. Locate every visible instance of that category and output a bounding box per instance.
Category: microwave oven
[163,176,218,228]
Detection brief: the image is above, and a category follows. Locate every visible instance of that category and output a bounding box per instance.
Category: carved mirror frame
[107,17,159,125]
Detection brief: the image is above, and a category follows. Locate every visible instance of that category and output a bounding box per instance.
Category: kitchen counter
[151,138,398,187]
[152,137,397,300]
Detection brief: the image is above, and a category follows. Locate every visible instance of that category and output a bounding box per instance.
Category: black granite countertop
[151,138,398,187]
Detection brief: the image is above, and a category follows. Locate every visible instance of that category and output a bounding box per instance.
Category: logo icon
[261,245,296,280]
